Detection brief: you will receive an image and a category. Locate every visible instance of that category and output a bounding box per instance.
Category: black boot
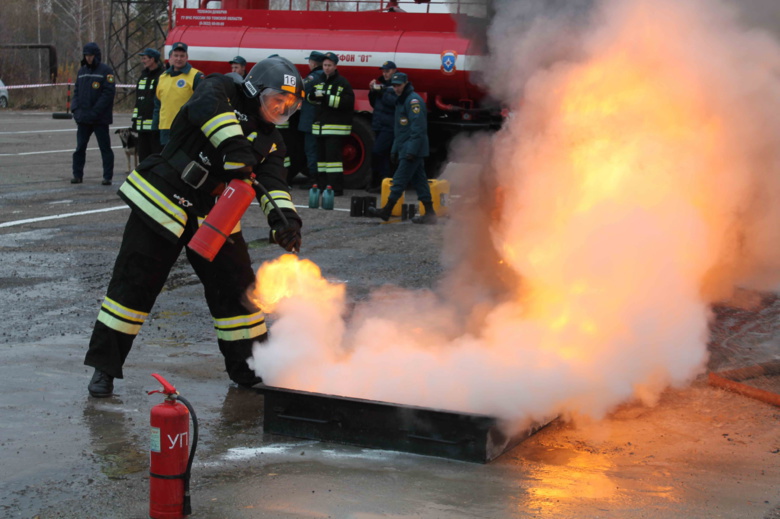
[367,200,396,221]
[412,201,437,224]
[88,368,114,397]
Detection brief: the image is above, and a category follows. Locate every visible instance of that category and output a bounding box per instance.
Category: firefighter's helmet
[242,56,304,124]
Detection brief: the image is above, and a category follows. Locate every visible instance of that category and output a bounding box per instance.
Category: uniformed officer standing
[367,60,398,192]
[70,42,115,185]
[84,57,304,397]
[297,51,326,187]
[368,72,437,224]
[309,52,354,195]
[132,48,163,161]
[154,42,204,145]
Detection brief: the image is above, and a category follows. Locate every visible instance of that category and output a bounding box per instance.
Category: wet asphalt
[0,111,778,519]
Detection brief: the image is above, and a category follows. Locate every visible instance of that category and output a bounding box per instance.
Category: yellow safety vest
[156,66,202,130]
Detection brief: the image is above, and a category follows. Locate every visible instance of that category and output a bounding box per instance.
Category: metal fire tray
[258,385,554,464]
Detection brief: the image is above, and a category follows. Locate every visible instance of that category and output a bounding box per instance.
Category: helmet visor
[259,89,302,125]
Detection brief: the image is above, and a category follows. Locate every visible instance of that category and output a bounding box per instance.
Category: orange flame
[248,254,344,314]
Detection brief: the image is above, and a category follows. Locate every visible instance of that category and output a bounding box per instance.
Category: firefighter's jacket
[308,70,354,136]
[118,74,300,243]
[392,83,429,158]
[154,63,204,131]
[368,75,397,133]
[298,66,325,133]
[72,42,115,126]
[131,65,163,132]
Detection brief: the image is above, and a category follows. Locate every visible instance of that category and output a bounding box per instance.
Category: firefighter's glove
[270,220,302,253]
[404,153,416,161]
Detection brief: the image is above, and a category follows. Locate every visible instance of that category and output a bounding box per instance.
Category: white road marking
[0,203,340,228]
[0,146,123,157]
[0,129,79,135]
[0,205,128,228]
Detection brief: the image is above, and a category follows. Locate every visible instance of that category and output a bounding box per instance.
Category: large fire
[248,0,780,423]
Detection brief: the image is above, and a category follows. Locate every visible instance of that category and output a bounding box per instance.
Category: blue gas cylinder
[308,184,321,209]
[322,185,335,210]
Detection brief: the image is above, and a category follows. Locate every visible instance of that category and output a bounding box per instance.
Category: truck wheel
[343,116,374,189]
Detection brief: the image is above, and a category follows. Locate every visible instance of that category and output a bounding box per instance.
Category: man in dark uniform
[84,56,304,397]
[229,55,248,78]
[132,48,163,161]
[71,42,115,185]
[368,72,437,224]
[367,60,398,193]
[297,51,325,188]
[309,52,354,195]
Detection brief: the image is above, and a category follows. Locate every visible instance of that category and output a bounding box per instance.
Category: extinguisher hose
[251,178,290,227]
[176,395,199,517]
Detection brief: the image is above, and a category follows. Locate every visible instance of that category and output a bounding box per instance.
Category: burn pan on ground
[257,385,555,464]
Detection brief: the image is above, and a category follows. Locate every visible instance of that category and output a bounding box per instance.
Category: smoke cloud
[250,0,780,424]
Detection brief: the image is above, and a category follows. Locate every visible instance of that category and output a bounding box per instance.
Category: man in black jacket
[132,48,163,161]
[71,42,115,185]
[309,52,354,195]
[84,57,304,397]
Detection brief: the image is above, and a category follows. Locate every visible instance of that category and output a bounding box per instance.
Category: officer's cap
[379,60,397,70]
[138,48,161,60]
[169,42,188,55]
[306,51,326,62]
[390,72,408,85]
[229,55,247,66]
[322,52,339,64]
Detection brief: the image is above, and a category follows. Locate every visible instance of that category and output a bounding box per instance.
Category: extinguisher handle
[150,373,178,395]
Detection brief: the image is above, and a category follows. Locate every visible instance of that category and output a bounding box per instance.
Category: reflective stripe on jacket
[308,70,354,136]
[132,66,162,132]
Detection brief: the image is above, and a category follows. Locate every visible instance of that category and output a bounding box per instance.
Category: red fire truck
[166,0,499,188]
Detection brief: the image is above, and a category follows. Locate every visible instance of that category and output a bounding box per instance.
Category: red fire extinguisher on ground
[148,373,199,519]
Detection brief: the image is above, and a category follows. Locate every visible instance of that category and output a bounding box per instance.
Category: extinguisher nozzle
[183,494,192,516]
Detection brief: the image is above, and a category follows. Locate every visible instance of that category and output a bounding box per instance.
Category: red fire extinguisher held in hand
[148,374,199,519]
[187,174,296,261]
[187,177,256,262]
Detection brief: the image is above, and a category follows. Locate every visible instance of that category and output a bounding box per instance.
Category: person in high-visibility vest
[154,42,204,146]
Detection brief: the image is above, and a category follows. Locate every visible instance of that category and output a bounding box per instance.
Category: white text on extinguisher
[168,432,188,449]
[223,186,236,198]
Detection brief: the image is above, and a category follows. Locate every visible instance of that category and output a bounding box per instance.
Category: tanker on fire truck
[166,0,500,188]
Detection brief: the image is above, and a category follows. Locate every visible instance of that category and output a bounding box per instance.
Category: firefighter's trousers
[316,135,345,193]
[83,211,266,385]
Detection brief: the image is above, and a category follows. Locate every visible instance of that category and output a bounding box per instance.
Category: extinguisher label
[150,426,161,453]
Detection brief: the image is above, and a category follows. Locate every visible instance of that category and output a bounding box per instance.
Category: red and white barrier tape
[4,82,136,89]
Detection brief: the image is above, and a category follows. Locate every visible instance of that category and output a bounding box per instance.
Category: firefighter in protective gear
[368,72,436,224]
[308,52,354,195]
[132,48,163,161]
[298,52,326,187]
[84,56,304,397]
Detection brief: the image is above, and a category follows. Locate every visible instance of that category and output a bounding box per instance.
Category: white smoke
[250,0,780,423]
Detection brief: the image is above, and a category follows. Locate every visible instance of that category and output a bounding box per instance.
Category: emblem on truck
[440,51,458,75]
